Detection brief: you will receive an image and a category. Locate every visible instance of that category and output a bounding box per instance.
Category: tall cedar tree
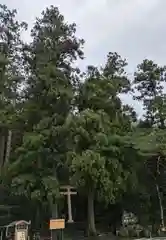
[0,4,27,223]
[132,59,166,227]
[9,5,84,222]
[67,53,137,236]
[0,4,27,168]
[133,59,166,128]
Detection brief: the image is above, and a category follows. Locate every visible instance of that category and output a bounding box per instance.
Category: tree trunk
[156,183,165,227]
[87,188,97,236]
[35,204,41,230]
[4,130,12,165]
[0,135,5,168]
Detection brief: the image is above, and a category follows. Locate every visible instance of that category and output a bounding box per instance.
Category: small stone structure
[117,211,147,238]
[122,211,138,226]
[0,220,31,240]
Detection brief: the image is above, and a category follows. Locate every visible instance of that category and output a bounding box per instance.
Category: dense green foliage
[1,3,166,237]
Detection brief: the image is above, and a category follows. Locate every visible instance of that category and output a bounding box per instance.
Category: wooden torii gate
[60,186,77,223]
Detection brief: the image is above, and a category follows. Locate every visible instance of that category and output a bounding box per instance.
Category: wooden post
[50,219,65,240]
[51,201,58,240]
[60,186,77,223]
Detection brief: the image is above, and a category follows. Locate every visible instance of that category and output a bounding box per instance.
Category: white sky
[3,0,166,116]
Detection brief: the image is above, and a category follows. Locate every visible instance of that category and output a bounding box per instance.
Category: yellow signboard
[49,219,65,230]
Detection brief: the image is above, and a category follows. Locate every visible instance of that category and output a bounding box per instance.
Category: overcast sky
[3,0,166,116]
